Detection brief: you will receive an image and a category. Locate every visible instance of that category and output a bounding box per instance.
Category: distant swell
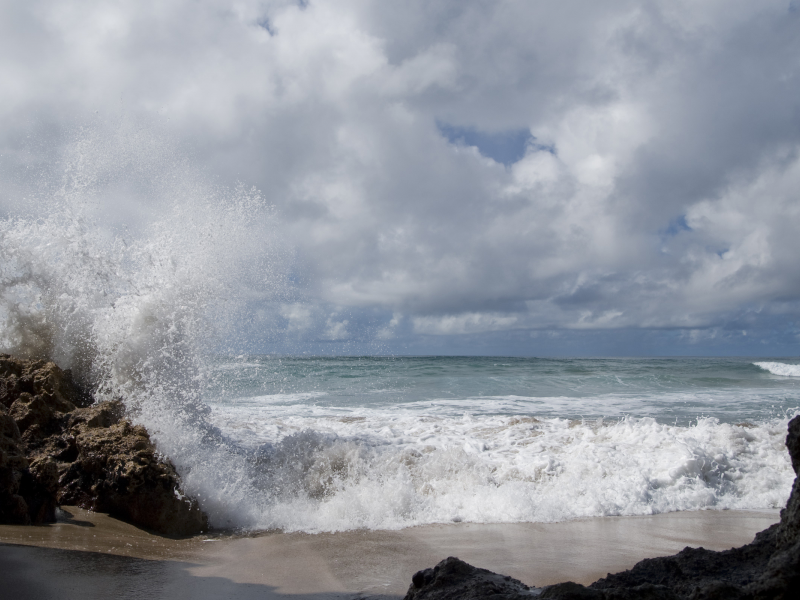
[755,362,800,377]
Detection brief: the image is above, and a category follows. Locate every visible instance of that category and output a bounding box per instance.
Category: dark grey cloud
[1,0,799,355]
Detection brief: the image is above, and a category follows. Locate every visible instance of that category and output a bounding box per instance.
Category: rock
[403,415,800,600]
[56,405,207,536]
[0,354,91,411]
[0,355,207,535]
[18,457,59,523]
[406,557,536,600]
[0,405,30,524]
[539,581,606,599]
[10,392,56,435]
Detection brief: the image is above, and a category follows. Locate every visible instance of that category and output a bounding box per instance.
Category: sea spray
[0,126,285,528]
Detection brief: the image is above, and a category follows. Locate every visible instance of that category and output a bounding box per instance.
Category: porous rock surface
[0,354,207,535]
[404,416,800,600]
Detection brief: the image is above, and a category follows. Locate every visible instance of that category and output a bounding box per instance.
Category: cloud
[322,317,350,341]
[375,313,402,340]
[280,304,313,332]
[413,313,519,336]
[1,0,799,354]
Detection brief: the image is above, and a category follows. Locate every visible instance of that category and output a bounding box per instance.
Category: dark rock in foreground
[404,415,800,600]
[0,354,207,535]
[406,556,536,599]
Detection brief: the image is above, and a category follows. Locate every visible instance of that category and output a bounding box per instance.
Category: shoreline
[0,507,780,598]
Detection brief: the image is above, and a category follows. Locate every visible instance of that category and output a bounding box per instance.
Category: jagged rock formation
[405,415,800,600]
[0,354,207,535]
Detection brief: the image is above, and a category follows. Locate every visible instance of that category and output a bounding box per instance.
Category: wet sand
[0,507,780,599]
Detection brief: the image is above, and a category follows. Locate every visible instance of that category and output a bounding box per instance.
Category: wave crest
[754,362,800,377]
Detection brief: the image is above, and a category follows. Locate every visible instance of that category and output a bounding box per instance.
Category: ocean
[186,356,800,532]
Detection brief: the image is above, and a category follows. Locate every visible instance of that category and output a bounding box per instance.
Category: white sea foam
[755,362,800,377]
[204,404,794,532]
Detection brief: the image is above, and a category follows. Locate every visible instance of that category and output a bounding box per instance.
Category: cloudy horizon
[2,0,800,356]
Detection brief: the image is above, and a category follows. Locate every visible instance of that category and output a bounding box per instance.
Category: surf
[755,362,800,377]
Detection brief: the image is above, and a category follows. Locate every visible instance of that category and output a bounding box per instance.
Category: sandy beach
[0,507,780,599]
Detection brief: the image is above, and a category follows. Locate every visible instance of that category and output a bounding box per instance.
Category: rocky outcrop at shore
[406,557,535,600]
[405,415,800,600]
[0,355,207,535]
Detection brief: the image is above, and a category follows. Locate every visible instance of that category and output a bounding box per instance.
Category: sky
[1,0,800,356]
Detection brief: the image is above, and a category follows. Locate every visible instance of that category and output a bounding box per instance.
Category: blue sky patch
[438,122,535,166]
[662,214,692,238]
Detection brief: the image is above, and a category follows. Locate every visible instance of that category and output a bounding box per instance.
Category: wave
[203,411,794,532]
[754,362,800,377]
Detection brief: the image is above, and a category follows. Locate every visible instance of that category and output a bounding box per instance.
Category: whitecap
[754,362,800,377]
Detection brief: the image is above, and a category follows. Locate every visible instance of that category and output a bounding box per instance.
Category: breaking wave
[755,362,800,377]
[203,403,793,532]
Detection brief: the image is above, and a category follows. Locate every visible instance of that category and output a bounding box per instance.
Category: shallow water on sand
[0,506,781,598]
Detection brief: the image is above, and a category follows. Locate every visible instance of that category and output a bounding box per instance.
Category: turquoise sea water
[206,356,800,424]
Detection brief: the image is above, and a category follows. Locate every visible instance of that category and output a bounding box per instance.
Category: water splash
[0,125,285,528]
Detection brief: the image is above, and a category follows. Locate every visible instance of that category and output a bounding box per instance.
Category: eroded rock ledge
[405,416,800,600]
[0,354,207,535]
